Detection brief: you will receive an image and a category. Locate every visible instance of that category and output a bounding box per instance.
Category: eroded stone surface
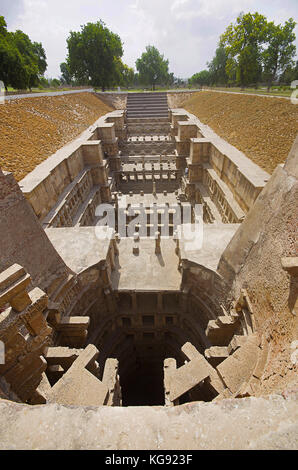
[0,394,297,450]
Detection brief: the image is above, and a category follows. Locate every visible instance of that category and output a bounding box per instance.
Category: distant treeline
[1,12,297,93]
[189,12,297,91]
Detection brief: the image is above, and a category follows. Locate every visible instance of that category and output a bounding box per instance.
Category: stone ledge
[0,393,297,450]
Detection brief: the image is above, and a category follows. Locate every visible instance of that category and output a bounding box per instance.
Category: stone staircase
[126,93,169,120]
[202,290,270,399]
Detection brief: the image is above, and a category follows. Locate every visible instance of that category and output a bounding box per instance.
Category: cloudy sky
[1,0,298,79]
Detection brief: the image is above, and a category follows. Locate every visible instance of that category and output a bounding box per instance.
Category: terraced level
[0,92,297,449]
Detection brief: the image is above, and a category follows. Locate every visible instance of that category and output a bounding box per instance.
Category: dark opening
[120,359,165,406]
[122,317,131,327]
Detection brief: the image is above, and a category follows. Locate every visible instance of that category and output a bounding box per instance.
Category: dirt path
[3,88,94,101]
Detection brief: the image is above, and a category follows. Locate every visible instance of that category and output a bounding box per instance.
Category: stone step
[127,112,169,118]
[127,97,168,102]
[127,103,167,106]
[215,315,238,327]
[204,346,229,368]
[127,104,168,109]
[127,117,169,123]
[216,334,260,395]
[127,92,167,98]
[127,103,168,106]
[127,113,169,119]
[127,100,168,103]
[127,96,168,100]
[127,105,168,110]
[127,103,168,108]
[0,267,32,312]
[127,109,169,114]
[126,91,169,120]
[127,105,168,109]
[205,316,240,346]
[0,264,26,293]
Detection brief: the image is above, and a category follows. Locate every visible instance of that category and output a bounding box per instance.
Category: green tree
[189,70,211,87]
[133,72,140,87]
[262,18,296,91]
[0,16,23,90]
[49,78,61,88]
[120,63,135,88]
[110,58,134,88]
[207,45,228,85]
[279,60,298,84]
[60,62,72,85]
[136,46,170,90]
[221,12,268,88]
[225,57,237,86]
[0,16,47,90]
[39,76,50,88]
[66,21,123,91]
[174,77,187,88]
[167,72,175,87]
[13,30,40,89]
[32,42,47,76]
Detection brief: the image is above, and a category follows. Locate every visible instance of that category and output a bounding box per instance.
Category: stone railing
[19,111,126,226]
[169,108,269,220]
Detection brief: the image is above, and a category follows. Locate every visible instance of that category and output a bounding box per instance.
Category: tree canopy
[220,12,296,88]
[207,45,228,85]
[0,16,47,90]
[279,60,298,85]
[136,46,170,90]
[190,12,296,89]
[66,21,123,91]
[60,62,72,85]
[262,18,296,89]
[119,61,135,88]
[220,12,268,87]
[189,70,211,87]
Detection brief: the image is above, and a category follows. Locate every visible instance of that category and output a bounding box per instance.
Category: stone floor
[46,227,113,274]
[111,238,181,291]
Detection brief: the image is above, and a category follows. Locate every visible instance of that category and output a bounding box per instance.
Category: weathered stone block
[216,335,260,394]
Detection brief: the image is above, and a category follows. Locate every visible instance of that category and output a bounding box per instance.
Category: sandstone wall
[167,91,199,108]
[0,169,69,292]
[218,137,298,394]
[95,92,127,110]
[95,91,198,110]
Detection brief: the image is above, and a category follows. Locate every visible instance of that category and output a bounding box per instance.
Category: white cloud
[3,0,298,79]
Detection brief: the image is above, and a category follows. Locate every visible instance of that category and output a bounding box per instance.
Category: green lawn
[204,86,293,98]
[95,87,199,93]
[5,86,90,94]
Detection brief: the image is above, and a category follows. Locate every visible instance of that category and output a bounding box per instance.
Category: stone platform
[0,393,297,449]
[111,238,181,291]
